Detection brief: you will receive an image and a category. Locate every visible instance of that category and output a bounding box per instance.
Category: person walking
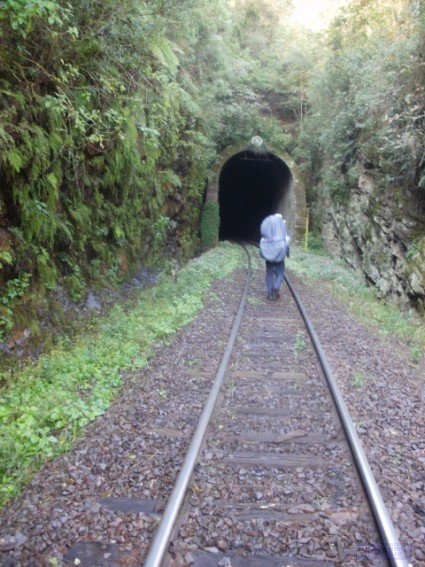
[259,213,290,300]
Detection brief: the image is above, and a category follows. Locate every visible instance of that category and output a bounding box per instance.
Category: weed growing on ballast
[294,331,306,360]
[411,346,422,364]
[0,243,243,506]
[352,370,367,389]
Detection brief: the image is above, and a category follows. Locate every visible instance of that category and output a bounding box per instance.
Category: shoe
[267,293,274,300]
[273,289,281,300]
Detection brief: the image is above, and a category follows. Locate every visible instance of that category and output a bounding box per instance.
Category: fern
[6,149,24,172]
[161,169,181,188]
[0,126,13,145]
[150,37,179,76]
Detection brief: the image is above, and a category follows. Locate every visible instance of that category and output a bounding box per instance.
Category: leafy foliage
[0,0,294,340]
[0,274,31,340]
[297,0,425,213]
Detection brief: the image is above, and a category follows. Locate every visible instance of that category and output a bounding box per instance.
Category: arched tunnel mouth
[218,150,293,241]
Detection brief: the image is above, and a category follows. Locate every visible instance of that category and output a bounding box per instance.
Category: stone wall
[321,172,425,313]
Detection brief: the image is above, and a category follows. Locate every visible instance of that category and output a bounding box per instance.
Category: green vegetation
[0,0,299,341]
[0,243,242,505]
[306,234,324,253]
[0,273,31,340]
[3,0,421,339]
[296,0,424,253]
[352,370,367,390]
[293,330,306,359]
[289,247,425,352]
[411,346,422,364]
[200,201,220,250]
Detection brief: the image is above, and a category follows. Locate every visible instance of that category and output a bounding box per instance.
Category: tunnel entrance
[218,149,293,241]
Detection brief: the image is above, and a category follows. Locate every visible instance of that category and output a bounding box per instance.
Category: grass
[293,331,306,360]
[248,296,262,305]
[0,243,243,506]
[288,247,425,356]
[411,345,422,364]
[352,370,368,389]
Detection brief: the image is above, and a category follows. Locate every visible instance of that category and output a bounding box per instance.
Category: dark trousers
[265,260,284,296]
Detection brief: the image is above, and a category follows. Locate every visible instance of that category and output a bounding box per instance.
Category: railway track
[0,243,411,566]
[143,244,408,567]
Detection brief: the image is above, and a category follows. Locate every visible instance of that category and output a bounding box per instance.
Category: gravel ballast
[0,269,244,566]
[291,275,424,565]
[0,253,423,566]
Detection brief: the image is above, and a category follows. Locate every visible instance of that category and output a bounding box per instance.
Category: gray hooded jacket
[259,214,290,263]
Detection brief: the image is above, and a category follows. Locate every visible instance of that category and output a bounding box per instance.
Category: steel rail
[143,246,252,567]
[284,274,410,567]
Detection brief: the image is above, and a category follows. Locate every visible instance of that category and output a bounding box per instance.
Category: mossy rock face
[200,201,220,251]
[0,229,12,286]
[406,236,425,303]
[0,228,10,252]
[318,162,425,312]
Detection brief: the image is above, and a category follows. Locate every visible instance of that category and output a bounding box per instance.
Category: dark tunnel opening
[218,150,293,241]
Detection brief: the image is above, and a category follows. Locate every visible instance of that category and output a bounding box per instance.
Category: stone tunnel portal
[218,150,293,241]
